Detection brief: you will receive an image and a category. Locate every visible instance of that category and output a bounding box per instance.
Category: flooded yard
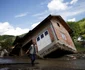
[0,56,85,70]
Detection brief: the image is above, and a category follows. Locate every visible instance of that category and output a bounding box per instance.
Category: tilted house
[10,15,77,58]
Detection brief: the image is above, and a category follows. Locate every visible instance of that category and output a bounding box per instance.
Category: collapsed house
[10,15,77,58]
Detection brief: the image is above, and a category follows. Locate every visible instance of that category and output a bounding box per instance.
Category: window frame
[41,33,44,39]
[44,31,48,36]
[37,36,40,41]
[57,22,60,27]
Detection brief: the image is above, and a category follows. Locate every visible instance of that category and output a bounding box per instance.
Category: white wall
[36,30,52,51]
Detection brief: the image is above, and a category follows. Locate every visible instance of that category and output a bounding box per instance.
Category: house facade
[10,15,77,58]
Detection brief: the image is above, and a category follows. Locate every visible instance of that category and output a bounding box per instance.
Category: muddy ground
[0,53,85,70]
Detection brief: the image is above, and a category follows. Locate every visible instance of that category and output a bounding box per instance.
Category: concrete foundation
[37,40,77,58]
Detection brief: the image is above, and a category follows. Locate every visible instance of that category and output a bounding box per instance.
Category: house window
[37,37,40,41]
[41,34,44,39]
[57,23,60,27]
[45,31,48,36]
[61,33,66,40]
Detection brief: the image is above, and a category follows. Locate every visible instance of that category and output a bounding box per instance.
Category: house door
[36,30,51,51]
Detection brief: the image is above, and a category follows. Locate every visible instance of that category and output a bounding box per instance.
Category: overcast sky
[0,0,85,36]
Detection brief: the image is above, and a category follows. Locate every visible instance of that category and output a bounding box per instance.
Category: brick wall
[47,26,55,42]
[51,17,75,48]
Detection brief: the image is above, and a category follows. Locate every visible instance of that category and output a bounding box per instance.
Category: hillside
[78,18,85,37]
[0,35,15,41]
[67,18,85,52]
[0,35,16,50]
[67,18,85,38]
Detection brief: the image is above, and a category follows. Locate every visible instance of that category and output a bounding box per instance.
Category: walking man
[26,43,38,66]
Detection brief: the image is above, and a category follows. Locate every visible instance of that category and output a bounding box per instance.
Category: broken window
[57,22,60,27]
[37,37,40,41]
[45,31,48,36]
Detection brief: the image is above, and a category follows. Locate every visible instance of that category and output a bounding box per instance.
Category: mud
[0,55,85,70]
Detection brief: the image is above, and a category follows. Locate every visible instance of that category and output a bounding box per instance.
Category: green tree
[67,21,81,38]
[1,38,14,50]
